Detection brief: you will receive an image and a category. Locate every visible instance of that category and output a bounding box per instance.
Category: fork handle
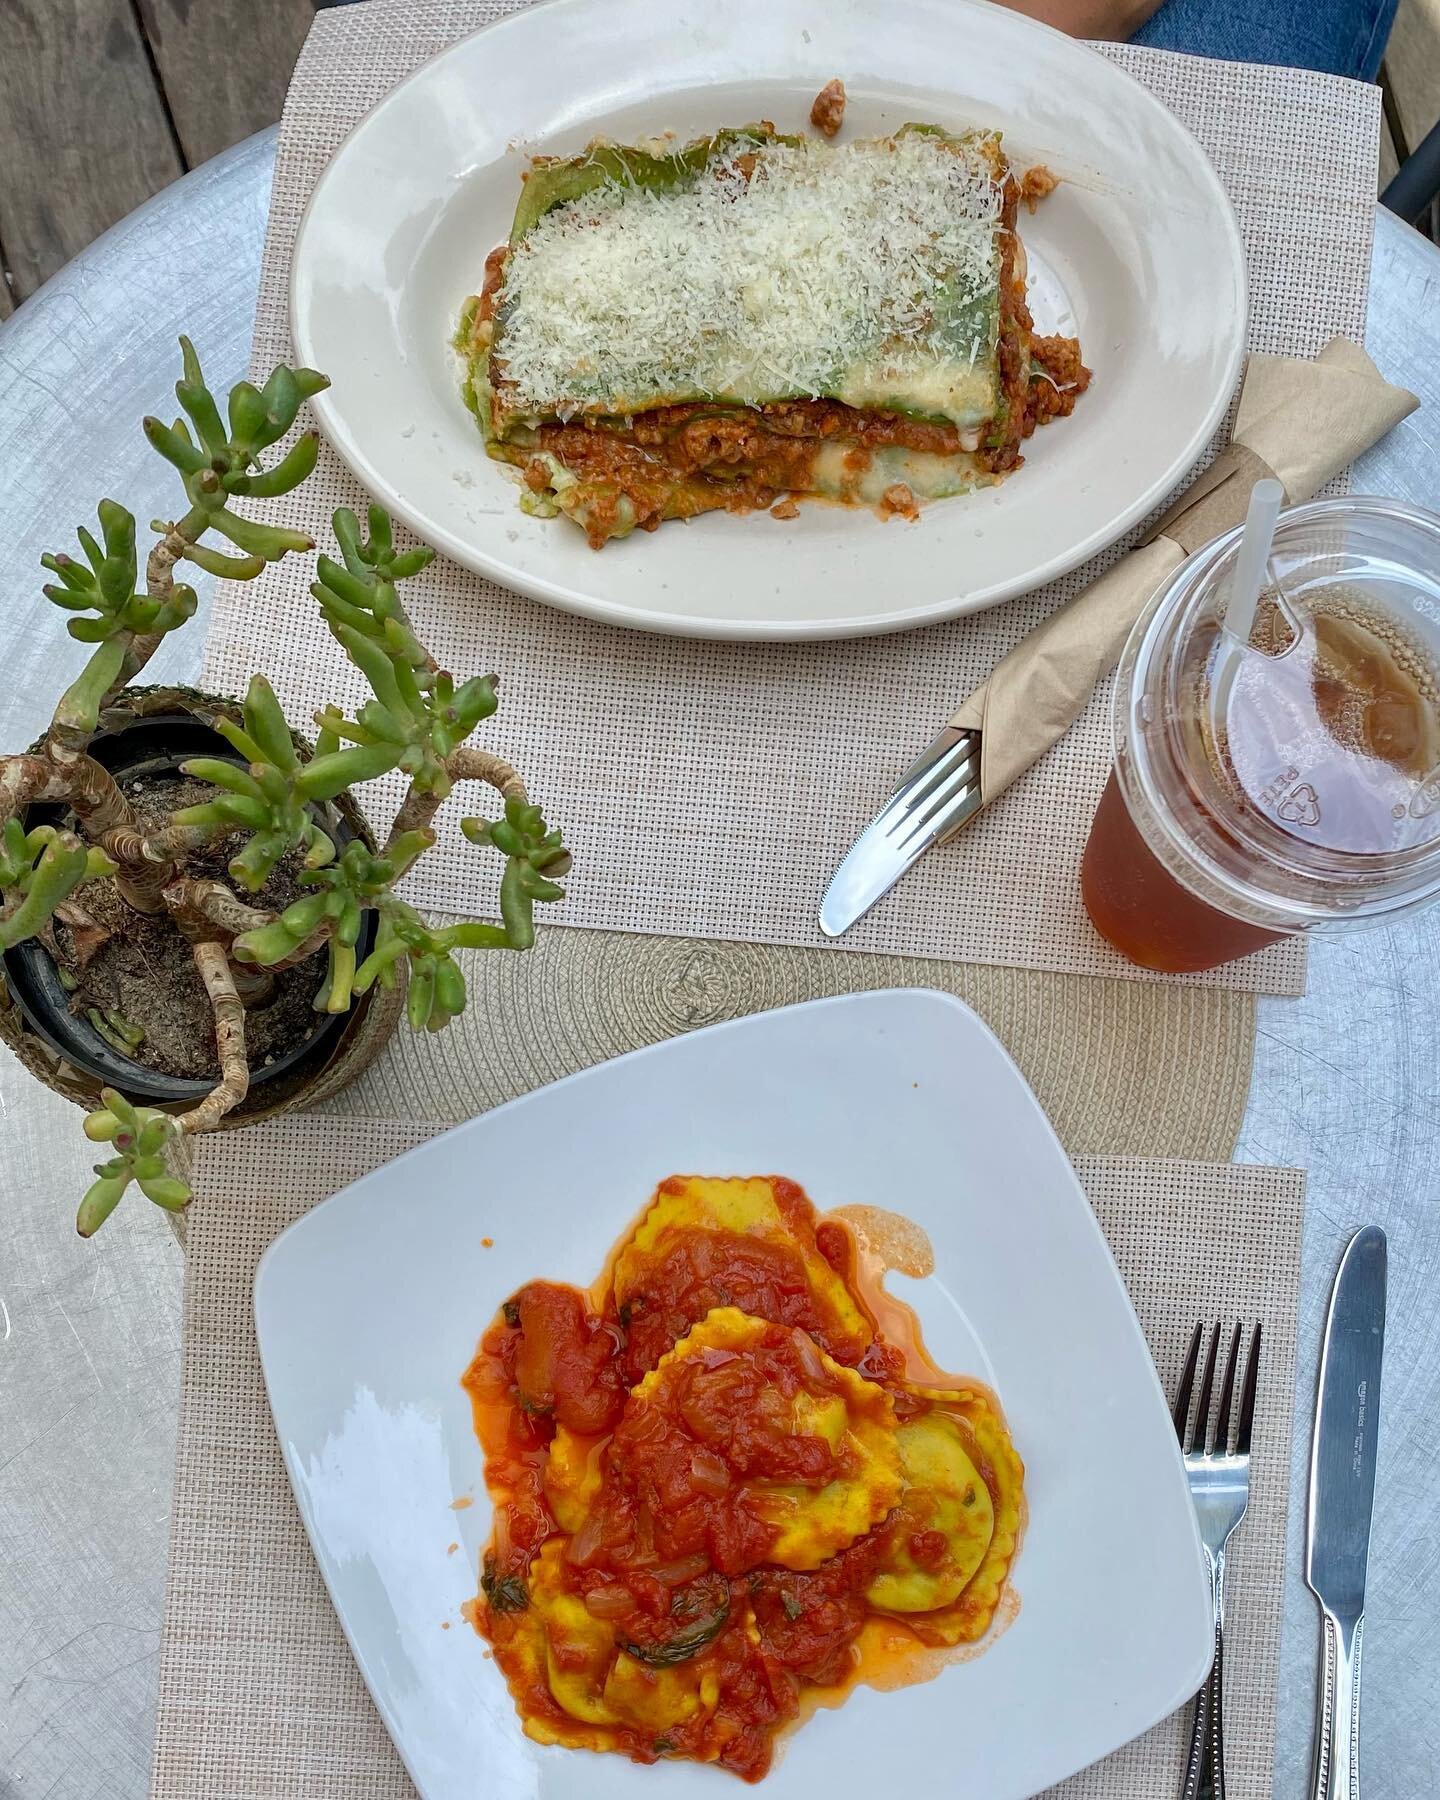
[1183,1550,1228,1800]
[1181,1666,1213,1800]
[1198,1616,1227,1800]
[1310,1608,1363,1800]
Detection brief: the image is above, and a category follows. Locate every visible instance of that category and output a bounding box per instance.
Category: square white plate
[256,989,1210,1798]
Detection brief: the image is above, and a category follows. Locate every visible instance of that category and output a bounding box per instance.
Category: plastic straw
[1222,478,1285,647]
[1210,477,1286,733]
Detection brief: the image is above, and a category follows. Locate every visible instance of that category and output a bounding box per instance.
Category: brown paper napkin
[950,339,1419,804]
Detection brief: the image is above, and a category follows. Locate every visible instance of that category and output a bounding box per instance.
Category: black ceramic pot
[1,690,383,1108]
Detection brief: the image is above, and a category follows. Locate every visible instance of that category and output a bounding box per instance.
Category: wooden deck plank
[136,0,318,167]
[0,0,184,303]
[0,0,1434,318]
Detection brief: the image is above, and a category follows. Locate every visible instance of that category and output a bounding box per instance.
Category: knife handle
[1310,1608,1363,1800]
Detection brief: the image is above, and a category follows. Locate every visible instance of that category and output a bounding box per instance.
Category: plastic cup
[1082,497,1440,973]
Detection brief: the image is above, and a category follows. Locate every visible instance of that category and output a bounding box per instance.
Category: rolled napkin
[948,338,1419,805]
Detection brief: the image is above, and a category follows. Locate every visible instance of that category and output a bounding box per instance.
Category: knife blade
[818,726,983,937]
[1306,1224,1387,1800]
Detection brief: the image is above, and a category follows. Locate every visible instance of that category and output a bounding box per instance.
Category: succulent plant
[0,341,567,1234]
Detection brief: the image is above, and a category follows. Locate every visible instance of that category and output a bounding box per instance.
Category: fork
[1173,1320,1263,1800]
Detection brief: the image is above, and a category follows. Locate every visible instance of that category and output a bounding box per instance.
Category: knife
[1306,1225,1387,1800]
[818,726,983,937]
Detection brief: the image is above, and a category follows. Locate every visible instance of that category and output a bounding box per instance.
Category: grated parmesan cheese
[492,129,1005,427]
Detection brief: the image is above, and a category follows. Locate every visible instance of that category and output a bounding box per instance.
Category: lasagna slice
[456,122,1088,548]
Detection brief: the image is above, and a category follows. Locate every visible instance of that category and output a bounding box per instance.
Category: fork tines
[882,730,982,853]
[1173,1321,1263,1456]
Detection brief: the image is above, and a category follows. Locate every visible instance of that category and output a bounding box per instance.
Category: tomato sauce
[462,1180,1021,1782]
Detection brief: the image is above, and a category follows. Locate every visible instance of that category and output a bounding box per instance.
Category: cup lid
[1123,497,1440,929]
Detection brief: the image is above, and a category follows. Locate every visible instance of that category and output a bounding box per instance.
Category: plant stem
[449,746,529,801]
[385,783,445,845]
[160,880,276,1003]
[2,752,147,928]
[176,942,249,1135]
[0,754,73,820]
[63,754,141,841]
[145,520,194,604]
[386,747,530,850]
[97,828,176,914]
[109,521,195,694]
[100,819,211,914]
[0,748,138,843]
[160,877,273,940]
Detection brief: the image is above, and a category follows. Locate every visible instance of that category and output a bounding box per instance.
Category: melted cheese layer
[493,127,1004,428]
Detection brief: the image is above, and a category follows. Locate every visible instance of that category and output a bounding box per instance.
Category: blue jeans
[1133,0,1398,80]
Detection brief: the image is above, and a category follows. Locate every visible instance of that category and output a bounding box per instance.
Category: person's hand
[992,0,1164,39]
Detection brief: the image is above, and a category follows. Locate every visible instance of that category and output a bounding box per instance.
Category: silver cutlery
[818,725,982,937]
[1173,1320,1263,1800]
[1306,1225,1387,1800]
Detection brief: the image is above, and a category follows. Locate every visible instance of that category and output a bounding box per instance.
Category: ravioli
[465,1174,1025,1783]
[866,1412,995,1613]
[545,1425,603,1533]
[884,1389,1026,1647]
[623,1307,901,1572]
[509,1541,723,1748]
[613,1175,871,1372]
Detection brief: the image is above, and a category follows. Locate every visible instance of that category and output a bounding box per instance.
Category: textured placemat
[150,1119,1302,1799]
[200,0,1382,998]
[311,931,1256,1163]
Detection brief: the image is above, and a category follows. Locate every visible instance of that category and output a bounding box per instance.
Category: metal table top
[1,128,1437,1800]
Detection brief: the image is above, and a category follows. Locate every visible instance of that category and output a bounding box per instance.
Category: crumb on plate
[879,482,919,521]
[1020,165,1059,211]
[810,78,846,137]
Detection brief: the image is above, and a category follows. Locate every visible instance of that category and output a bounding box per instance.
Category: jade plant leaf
[78,1088,190,1236]
[311,505,496,798]
[174,675,361,891]
[0,822,115,950]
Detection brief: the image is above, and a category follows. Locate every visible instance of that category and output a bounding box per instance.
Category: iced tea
[1082,500,1440,973]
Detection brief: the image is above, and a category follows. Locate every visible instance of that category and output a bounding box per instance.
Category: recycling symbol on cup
[1277,783,1322,827]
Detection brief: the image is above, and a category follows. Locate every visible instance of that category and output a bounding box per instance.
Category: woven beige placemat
[150,1120,1301,1799]
[201,0,1381,998]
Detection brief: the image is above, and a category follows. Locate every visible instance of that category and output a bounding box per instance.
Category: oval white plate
[292,0,1246,639]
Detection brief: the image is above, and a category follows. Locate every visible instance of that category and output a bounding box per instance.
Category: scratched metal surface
[1260,208,1440,1799]
[0,135,1437,1798]
[0,135,270,1800]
